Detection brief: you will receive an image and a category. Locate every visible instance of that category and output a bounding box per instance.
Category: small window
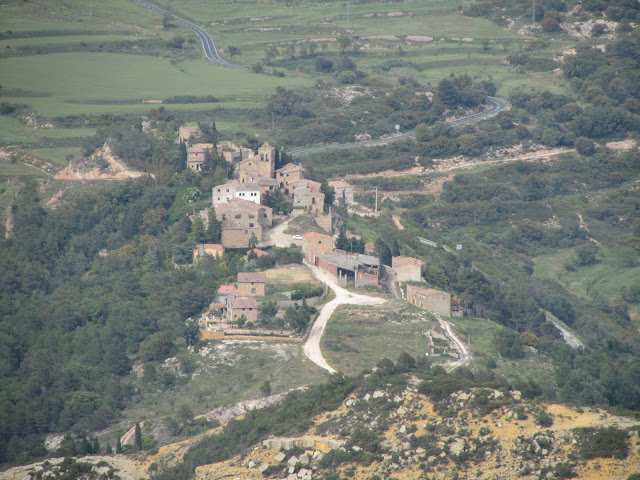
[249,223,254,227]
[263,213,267,218]
[235,214,241,219]
[249,214,255,219]
[251,288,256,293]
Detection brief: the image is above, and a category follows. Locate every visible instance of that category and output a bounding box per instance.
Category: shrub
[576,427,630,460]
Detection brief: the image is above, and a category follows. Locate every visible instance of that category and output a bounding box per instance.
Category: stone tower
[257,142,276,178]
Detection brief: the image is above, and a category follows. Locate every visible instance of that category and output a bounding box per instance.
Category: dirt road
[436,314,470,371]
[302,263,386,373]
[260,211,302,248]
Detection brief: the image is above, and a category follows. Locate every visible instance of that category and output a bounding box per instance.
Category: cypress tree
[116,436,123,454]
[134,422,143,451]
[92,437,100,454]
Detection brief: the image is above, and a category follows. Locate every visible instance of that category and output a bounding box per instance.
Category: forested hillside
[0,176,241,465]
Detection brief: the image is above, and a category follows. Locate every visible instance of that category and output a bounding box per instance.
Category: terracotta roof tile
[238,272,266,283]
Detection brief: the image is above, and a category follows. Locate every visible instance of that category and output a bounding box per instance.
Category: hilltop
[3,369,639,480]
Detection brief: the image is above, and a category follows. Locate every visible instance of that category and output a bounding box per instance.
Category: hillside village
[176,124,469,348]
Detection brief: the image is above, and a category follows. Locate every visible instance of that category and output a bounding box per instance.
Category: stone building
[302,232,334,263]
[407,285,451,317]
[187,143,214,172]
[392,256,425,283]
[276,163,304,194]
[329,180,354,204]
[227,297,259,323]
[179,125,202,143]
[237,272,266,297]
[215,199,273,248]
[239,142,276,182]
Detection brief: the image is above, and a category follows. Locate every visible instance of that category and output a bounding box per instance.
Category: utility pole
[374,186,378,217]
[532,0,536,26]
[347,1,350,30]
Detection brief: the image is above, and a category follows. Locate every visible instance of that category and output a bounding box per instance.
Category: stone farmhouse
[237,272,266,297]
[215,284,238,304]
[329,180,354,204]
[179,125,201,143]
[227,297,259,323]
[406,285,453,317]
[187,143,215,172]
[276,163,304,195]
[302,232,334,263]
[214,199,273,248]
[289,179,325,213]
[217,141,253,163]
[392,256,425,283]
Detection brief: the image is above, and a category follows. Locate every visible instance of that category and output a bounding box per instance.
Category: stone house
[215,199,273,248]
[406,285,451,317]
[392,256,425,283]
[237,272,267,297]
[215,284,238,304]
[179,125,201,143]
[217,141,253,163]
[302,232,334,263]
[275,163,304,194]
[289,179,325,213]
[329,180,354,204]
[193,244,224,262]
[187,143,214,172]
[227,297,259,323]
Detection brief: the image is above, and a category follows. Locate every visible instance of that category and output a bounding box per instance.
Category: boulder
[248,461,256,468]
[299,453,309,465]
[373,390,385,399]
[259,464,269,473]
[274,452,286,462]
[399,424,407,434]
[287,456,298,466]
[450,439,465,455]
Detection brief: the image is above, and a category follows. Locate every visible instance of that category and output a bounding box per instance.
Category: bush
[576,427,630,460]
[575,137,596,156]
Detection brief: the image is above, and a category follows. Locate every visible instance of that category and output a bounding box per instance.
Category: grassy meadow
[0,0,573,176]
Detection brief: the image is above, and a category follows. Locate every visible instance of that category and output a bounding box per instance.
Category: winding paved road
[132,0,244,69]
[289,97,507,156]
[547,316,584,349]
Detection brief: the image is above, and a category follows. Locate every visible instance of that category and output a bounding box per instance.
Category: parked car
[292,235,303,240]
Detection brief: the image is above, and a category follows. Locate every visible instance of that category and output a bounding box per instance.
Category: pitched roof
[215,198,266,214]
[408,285,446,296]
[229,297,259,308]
[246,248,269,257]
[193,244,224,252]
[276,162,303,173]
[261,141,274,149]
[218,285,238,295]
[302,232,332,240]
[238,272,266,283]
[328,180,352,189]
[393,256,425,267]
[236,182,261,192]
[256,177,278,186]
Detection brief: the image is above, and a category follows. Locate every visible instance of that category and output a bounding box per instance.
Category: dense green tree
[135,423,143,450]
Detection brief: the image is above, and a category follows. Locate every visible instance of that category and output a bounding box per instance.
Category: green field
[322,301,439,375]
[534,246,640,313]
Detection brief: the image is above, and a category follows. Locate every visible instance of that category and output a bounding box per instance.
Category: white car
[292,235,303,240]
